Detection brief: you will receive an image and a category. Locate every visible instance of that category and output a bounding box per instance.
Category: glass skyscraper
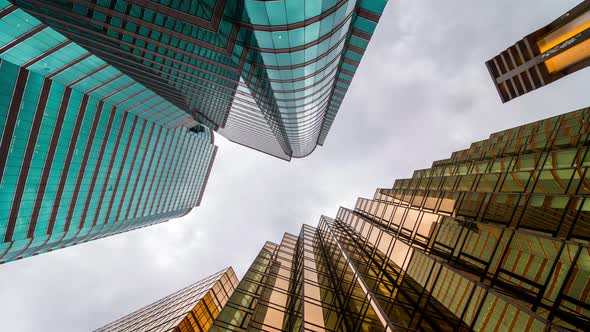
[0,2,217,263]
[0,0,387,262]
[8,0,387,160]
[211,108,590,331]
[3,1,588,330]
[95,267,238,332]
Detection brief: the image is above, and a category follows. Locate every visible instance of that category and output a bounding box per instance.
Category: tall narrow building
[94,267,238,332]
[0,3,217,263]
[212,108,590,331]
[7,0,388,160]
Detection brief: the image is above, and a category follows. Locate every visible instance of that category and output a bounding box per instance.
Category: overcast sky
[1,1,589,331]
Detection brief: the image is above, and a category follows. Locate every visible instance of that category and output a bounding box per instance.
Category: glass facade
[212,108,590,331]
[7,0,387,160]
[486,0,590,103]
[95,267,238,332]
[0,3,217,263]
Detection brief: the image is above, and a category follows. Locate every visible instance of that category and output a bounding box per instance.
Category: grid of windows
[7,0,387,160]
[95,267,239,332]
[212,108,590,331]
[0,56,217,264]
[0,0,198,129]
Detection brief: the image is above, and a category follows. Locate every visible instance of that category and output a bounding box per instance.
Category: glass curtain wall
[212,108,590,331]
[95,267,239,332]
[7,0,387,159]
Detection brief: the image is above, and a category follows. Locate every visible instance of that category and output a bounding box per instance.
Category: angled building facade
[8,0,387,160]
[95,267,238,332]
[0,2,217,263]
[487,0,590,103]
[0,0,387,261]
[212,109,590,331]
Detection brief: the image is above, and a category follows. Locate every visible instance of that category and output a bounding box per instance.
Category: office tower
[0,3,217,263]
[7,0,387,160]
[487,0,590,103]
[0,0,386,261]
[95,267,238,332]
[212,109,590,331]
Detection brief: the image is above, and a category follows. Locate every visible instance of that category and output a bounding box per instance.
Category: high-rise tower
[212,108,590,331]
[7,0,387,160]
[0,2,217,263]
[0,0,387,261]
[95,267,238,332]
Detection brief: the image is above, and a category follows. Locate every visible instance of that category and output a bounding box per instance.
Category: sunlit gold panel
[543,38,590,73]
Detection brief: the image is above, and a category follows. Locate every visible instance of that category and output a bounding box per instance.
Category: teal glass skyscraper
[0,0,386,262]
[0,2,217,263]
[8,0,387,160]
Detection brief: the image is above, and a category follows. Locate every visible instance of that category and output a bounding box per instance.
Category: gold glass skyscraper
[211,108,590,331]
[94,268,238,332]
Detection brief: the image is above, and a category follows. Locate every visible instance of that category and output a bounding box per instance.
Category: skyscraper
[95,267,238,332]
[0,0,387,262]
[7,0,387,160]
[487,0,590,103]
[0,2,217,263]
[211,108,590,331]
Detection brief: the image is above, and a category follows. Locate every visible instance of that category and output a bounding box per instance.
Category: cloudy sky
[1,0,589,331]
